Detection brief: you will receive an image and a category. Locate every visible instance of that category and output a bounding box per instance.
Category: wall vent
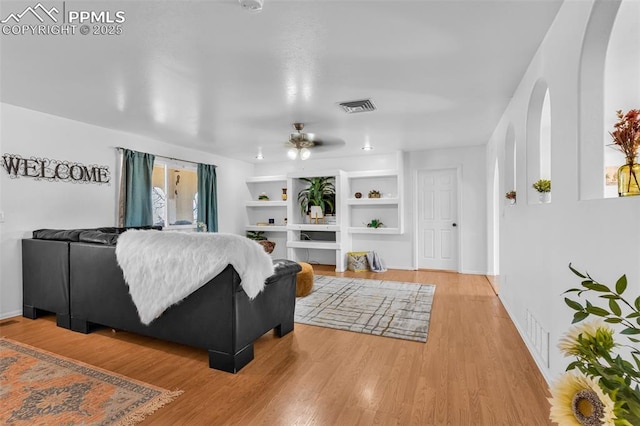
[526,309,550,368]
[338,99,376,114]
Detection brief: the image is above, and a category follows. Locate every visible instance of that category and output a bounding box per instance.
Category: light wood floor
[0,267,551,425]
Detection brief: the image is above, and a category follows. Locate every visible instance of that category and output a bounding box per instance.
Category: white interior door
[417,169,458,271]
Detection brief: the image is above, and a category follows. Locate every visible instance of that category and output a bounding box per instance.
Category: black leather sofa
[22,228,300,373]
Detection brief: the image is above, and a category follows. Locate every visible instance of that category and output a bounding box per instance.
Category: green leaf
[569,263,586,278]
[620,328,640,335]
[609,299,622,316]
[615,274,628,294]
[629,337,640,343]
[635,296,640,311]
[585,306,610,316]
[572,311,589,324]
[563,288,582,294]
[583,282,611,292]
[564,298,584,311]
[627,312,640,319]
[599,294,620,300]
[604,318,623,324]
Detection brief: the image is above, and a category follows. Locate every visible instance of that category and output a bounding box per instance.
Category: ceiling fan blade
[309,137,346,152]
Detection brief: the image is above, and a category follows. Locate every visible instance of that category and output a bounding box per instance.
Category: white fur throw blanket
[115,230,275,325]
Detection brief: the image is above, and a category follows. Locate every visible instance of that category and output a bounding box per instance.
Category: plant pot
[257,240,275,254]
[309,205,323,219]
[539,192,551,203]
[617,161,640,197]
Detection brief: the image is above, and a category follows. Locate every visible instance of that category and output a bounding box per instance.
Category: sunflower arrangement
[549,264,640,426]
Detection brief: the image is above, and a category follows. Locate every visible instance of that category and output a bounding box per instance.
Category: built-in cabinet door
[417,168,458,271]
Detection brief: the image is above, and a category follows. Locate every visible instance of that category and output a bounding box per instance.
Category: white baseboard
[499,295,553,387]
[460,269,489,275]
[0,310,22,321]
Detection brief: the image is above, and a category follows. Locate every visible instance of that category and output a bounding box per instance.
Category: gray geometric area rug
[295,275,436,342]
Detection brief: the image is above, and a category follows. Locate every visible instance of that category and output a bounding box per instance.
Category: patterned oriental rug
[0,338,182,425]
[295,275,436,342]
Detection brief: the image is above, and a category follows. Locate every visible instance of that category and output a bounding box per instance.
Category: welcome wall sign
[1,154,110,184]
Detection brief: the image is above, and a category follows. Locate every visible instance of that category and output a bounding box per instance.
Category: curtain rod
[115,147,215,168]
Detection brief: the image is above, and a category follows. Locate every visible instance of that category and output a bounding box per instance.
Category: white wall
[255,147,488,273]
[0,103,253,319]
[485,0,640,384]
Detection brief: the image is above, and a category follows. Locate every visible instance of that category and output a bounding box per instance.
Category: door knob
[452,223,457,227]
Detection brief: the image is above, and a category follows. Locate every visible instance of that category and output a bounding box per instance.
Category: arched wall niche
[603,0,640,198]
[505,123,516,197]
[578,0,622,200]
[526,79,551,204]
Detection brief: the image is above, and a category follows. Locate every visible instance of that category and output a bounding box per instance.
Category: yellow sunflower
[549,372,616,425]
[558,320,614,357]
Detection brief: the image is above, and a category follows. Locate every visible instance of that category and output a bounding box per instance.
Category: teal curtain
[197,163,218,232]
[122,149,155,227]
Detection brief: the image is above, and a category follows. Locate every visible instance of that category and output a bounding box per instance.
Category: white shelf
[245,200,287,207]
[347,169,398,179]
[287,224,340,232]
[245,175,287,183]
[245,225,287,232]
[287,169,344,179]
[287,240,341,250]
[348,227,401,234]
[347,197,399,205]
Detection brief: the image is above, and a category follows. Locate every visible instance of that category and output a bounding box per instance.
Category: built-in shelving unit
[244,175,288,259]
[284,169,348,271]
[346,169,403,235]
[245,167,403,271]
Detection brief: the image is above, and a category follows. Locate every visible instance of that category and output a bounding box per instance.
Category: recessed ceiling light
[239,0,263,13]
[255,147,264,160]
[362,145,374,151]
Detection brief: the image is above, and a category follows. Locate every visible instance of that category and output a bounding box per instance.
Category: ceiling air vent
[338,99,376,114]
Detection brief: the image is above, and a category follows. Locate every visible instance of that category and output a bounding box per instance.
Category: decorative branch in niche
[1,153,110,185]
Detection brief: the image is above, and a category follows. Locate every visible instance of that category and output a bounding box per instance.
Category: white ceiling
[0,0,563,163]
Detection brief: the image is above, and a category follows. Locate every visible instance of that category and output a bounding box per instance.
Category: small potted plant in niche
[366,219,384,229]
[532,179,551,203]
[368,189,381,199]
[297,177,335,224]
[505,190,516,205]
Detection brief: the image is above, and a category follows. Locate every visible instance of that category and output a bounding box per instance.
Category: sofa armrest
[266,259,302,285]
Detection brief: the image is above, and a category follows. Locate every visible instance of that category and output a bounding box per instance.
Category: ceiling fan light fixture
[300,147,311,160]
[287,148,298,160]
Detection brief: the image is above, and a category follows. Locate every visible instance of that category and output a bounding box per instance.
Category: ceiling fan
[284,123,345,160]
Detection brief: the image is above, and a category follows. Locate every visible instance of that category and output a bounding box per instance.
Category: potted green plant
[366,219,384,229]
[297,177,335,221]
[532,179,551,203]
[505,190,516,205]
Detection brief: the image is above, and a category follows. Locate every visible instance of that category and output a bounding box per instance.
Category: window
[152,159,198,229]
